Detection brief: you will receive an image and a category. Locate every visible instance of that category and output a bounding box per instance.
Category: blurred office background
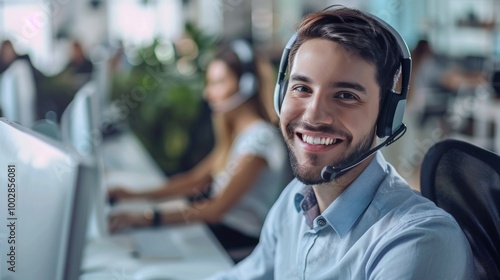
[1,0,499,189]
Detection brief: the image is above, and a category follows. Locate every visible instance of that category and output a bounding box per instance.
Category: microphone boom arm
[321,124,407,182]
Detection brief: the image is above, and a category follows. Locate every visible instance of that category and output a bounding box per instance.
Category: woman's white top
[211,120,291,237]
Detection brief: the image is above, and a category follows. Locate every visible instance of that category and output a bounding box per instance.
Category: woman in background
[108,40,290,260]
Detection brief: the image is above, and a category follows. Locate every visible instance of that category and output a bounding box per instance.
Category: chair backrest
[420,139,500,279]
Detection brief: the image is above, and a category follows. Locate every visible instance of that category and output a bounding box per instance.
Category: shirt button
[317,218,326,227]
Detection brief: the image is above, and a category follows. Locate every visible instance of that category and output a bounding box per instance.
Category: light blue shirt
[206,152,477,280]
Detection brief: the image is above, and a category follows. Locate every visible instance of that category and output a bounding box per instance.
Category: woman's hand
[108,212,151,233]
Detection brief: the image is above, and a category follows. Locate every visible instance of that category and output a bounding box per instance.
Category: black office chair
[420,139,500,279]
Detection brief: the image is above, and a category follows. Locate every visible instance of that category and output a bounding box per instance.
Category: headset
[272,7,412,181]
[210,39,259,113]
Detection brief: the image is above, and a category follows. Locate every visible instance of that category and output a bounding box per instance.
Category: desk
[80,223,233,280]
[80,131,233,280]
[101,131,165,179]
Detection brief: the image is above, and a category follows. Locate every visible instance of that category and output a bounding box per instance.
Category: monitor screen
[0,60,36,127]
[61,82,108,240]
[61,81,100,157]
[90,47,112,117]
[0,118,97,280]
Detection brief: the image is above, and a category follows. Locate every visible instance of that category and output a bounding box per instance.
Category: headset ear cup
[239,72,257,98]
[274,79,288,116]
[376,93,389,138]
[278,79,288,114]
[376,90,406,138]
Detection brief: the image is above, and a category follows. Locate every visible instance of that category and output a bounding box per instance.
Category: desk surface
[80,131,233,280]
[80,224,233,280]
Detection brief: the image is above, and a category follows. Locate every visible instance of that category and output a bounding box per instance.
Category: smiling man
[283,39,380,192]
[206,6,476,280]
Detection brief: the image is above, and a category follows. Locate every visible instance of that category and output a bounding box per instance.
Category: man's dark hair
[289,6,402,99]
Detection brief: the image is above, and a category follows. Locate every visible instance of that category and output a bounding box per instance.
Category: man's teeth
[301,135,338,145]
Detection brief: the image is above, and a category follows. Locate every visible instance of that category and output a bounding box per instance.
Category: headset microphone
[321,124,407,182]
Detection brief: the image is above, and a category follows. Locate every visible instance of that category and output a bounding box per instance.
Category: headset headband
[230,39,258,99]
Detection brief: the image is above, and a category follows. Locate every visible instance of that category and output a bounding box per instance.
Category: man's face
[280,39,380,184]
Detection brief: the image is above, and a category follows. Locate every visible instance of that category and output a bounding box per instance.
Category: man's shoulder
[365,194,476,280]
[371,178,461,237]
[366,176,471,261]
[369,167,460,231]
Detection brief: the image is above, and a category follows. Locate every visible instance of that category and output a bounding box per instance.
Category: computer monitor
[90,46,112,117]
[0,60,36,127]
[0,117,97,280]
[60,82,108,240]
[61,81,100,157]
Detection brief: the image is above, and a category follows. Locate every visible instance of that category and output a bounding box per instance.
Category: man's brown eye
[293,86,310,93]
[337,92,357,100]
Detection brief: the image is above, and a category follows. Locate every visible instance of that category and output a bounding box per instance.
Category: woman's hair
[408,39,434,101]
[411,39,433,73]
[210,42,277,174]
[213,45,276,123]
[289,6,403,100]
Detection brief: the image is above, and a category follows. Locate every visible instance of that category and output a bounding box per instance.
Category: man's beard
[282,122,376,185]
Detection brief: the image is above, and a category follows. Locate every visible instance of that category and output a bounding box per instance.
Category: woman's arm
[109,151,217,201]
[109,154,268,231]
[161,154,268,224]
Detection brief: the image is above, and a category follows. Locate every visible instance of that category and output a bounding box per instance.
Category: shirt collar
[294,186,319,228]
[294,152,388,237]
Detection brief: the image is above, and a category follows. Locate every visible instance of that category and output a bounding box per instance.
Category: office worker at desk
[206,6,477,280]
[108,40,290,255]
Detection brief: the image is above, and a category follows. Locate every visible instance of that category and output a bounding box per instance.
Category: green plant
[111,22,218,175]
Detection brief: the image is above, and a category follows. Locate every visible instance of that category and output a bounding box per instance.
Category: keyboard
[129,228,184,260]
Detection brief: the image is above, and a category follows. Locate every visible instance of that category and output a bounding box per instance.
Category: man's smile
[298,133,341,145]
[293,130,347,153]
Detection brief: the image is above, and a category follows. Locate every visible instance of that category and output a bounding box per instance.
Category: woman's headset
[210,39,258,113]
[231,39,258,100]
